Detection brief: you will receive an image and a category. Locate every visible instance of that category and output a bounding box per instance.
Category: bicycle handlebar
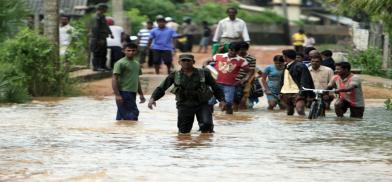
[302,87,335,94]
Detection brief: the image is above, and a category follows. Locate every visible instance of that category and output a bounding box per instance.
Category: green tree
[0,0,29,41]
[125,9,148,34]
[0,29,70,97]
[124,0,178,20]
[330,0,392,36]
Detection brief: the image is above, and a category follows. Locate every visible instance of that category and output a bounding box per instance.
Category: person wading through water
[148,54,226,134]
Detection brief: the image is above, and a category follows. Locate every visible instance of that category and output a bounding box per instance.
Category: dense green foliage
[123,0,285,34]
[185,3,284,24]
[331,0,392,42]
[0,63,30,103]
[0,0,29,42]
[385,98,392,111]
[124,0,178,21]
[348,48,383,76]
[65,17,90,66]
[125,9,148,35]
[0,29,71,99]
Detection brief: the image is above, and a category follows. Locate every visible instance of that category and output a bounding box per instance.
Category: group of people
[291,29,316,54]
[134,7,251,75]
[261,47,364,119]
[134,15,198,74]
[89,3,130,72]
[109,6,364,135]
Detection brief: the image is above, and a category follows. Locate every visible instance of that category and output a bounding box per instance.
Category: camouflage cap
[179,54,194,61]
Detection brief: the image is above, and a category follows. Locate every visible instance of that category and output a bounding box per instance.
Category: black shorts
[152,49,172,65]
[335,99,364,118]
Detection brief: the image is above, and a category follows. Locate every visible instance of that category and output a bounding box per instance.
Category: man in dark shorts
[280,49,315,116]
[326,62,365,118]
[148,17,177,74]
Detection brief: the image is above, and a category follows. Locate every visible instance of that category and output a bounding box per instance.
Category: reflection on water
[175,133,214,150]
[1,96,392,181]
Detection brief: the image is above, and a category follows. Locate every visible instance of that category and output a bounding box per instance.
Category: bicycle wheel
[308,101,318,119]
[316,101,325,118]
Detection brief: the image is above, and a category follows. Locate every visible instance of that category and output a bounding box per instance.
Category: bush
[0,0,29,42]
[65,16,90,66]
[184,2,285,24]
[0,63,30,103]
[123,0,285,30]
[125,8,148,34]
[385,69,392,79]
[385,98,392,111]
[124,0,178,21]
[348,48,383,76]
[0,29,71,97]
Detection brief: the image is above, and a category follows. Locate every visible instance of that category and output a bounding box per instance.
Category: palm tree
[43,0,60,68]
[331,0,392,69]
[330,0,392,33]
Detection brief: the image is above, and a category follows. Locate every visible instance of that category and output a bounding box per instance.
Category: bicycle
[302,87,335,119]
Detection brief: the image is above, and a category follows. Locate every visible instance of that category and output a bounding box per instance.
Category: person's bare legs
[278,102,287,110]
[197,45,202,53]
[165,63,172,74]
[295,100,305,115]
[203,46,208,53]
[154,64,160,74]
[267,100,277,110]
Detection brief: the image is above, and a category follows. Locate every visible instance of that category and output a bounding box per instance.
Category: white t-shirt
[59,24,74,56]
[304,37,315,47]
[59,24,74,46]
[107,25,124,47]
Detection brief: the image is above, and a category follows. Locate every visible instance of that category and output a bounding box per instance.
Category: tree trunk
[382,34,391,69]
[369,23,383,49]
[112,0,128,33]
[44,0,60,68]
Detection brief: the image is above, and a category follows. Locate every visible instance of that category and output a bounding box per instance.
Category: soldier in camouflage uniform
[89,3,113,71]
[148,54,226,134]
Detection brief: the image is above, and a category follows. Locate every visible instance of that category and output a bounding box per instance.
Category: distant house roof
[26,0,88,16]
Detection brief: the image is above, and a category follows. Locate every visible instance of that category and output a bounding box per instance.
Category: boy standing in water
[112,43,146,120]
[209,42,249,114]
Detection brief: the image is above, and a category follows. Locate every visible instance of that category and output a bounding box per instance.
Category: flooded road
[1,96,392,181]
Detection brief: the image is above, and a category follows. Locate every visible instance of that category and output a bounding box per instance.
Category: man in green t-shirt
[112,43,146,120]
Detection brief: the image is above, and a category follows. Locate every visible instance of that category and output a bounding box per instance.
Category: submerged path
[1,46,392,181]
[78,45,392,99]
[1,95,392,181]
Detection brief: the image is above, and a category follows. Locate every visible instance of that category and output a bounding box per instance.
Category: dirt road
[80,46,392,99]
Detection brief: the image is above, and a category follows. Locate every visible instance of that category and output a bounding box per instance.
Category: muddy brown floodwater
[1,46,392,181]
[1,95,392,181]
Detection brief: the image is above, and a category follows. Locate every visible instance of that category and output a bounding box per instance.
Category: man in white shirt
[59,15,74,56]
[304,33,316,48]
[106,17,124,69]
[212,7,250,44]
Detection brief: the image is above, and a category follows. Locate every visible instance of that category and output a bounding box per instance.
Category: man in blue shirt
[148,17,178,74]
